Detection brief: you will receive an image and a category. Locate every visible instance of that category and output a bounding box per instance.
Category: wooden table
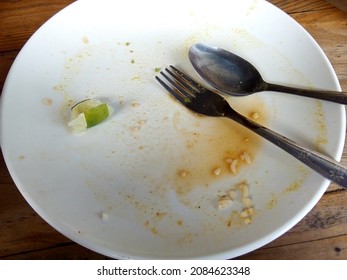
[0,0,346,260]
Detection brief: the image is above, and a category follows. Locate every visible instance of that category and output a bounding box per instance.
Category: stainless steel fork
[156,65,347,189]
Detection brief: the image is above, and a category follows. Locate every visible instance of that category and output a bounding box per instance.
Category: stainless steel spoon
[189,43,347,104]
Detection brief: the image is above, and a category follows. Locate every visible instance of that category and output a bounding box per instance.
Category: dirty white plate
[0,0,345,259]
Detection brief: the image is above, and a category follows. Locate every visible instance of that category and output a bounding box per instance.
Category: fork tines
[169,66,203,91]
[155,66,202,103]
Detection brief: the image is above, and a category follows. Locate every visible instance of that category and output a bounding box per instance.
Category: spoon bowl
[189,43,347,104]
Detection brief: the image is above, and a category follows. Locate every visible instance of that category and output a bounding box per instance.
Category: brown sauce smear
[172,95,268,196]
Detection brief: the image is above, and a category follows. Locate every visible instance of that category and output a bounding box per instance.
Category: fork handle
[228,112,347,189]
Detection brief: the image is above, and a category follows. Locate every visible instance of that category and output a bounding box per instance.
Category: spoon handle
[266,82,347,104]
[228,111,347,189]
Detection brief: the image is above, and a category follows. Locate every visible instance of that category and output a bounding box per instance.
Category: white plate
[0,0,345,259]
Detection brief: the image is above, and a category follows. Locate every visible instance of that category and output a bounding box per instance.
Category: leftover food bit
[68,99,113,133]
[131,102,139,108]
[213,167,222,176]
[217,181,255,225]
[178,169,190,178]
[250,112,260,120]
[41,97,53,106]
[100,212,109,221]
[217,195,233,210]
[224,152,252,175]
[240,152,251,164]
[230,159,239,175]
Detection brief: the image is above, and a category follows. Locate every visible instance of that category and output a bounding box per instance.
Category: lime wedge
[68,99,112,132]
[84,103,109,128]
[68,113,87,132]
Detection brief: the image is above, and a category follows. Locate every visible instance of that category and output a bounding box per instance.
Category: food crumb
[100,212,109,221]
[240,152,251,164]
[230,159,238,174]
[251,112,260,120]
[217,181,255,226]
[238,182,249,197]
[213,167,222,176]
[247,207,255,215]
[138,119,147,126]
[155,212,167,220]
[41,98,53,106]
[82,36,89,44]
[218,196,233,210]
[131,102,139,108]
[178,169,189,178]
[240,210,249,218]
[242,197,253,207]
[228,190,236,199]
[129,125,141,133]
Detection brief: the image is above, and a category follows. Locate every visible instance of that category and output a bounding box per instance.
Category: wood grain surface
[0,0,346,260]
